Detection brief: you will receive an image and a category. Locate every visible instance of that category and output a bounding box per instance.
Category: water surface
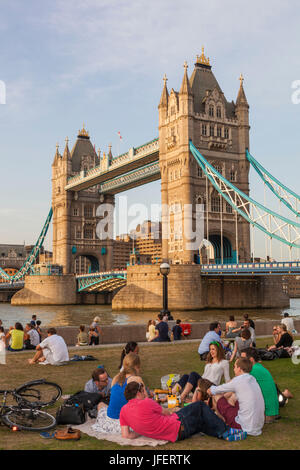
[0,299,299,329]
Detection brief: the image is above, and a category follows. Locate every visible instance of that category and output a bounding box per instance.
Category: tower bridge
[6,49,300,309]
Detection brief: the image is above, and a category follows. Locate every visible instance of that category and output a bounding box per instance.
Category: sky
[0,0,300,260]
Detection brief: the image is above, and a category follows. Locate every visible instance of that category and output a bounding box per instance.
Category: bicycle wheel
[2,408,56,432]
[15,381,62,407]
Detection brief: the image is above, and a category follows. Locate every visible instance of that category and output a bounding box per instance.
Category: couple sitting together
[90,352,146,434]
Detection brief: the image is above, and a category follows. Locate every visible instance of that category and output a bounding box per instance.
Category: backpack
[65,391,103,411]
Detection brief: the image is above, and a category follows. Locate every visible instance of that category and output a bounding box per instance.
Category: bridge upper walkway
[65,138,159,193]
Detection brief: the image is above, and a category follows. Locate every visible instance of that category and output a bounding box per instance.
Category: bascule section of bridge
[76,271,127,293]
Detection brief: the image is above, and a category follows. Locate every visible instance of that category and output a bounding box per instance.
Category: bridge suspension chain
[189,142,300,249]
[246,149,300,217]
[0,208,53,282]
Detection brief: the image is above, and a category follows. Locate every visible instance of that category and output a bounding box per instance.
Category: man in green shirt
[241,347,279,423]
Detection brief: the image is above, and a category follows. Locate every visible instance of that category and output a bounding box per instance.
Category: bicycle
[0,378,62,431]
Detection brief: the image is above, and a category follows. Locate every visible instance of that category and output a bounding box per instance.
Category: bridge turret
[62,137,71,161]
[52,143,61,166]
[235,74,250,153]
[158,74,169,126]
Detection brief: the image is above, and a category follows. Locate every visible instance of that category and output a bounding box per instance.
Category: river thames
[0,298,299,329]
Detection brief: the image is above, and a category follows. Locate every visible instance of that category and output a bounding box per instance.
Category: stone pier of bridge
[112,265,289,310]
[10,265,289,309]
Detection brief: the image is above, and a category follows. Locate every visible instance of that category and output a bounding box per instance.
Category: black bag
[65,391,103,411]
[256,348,277,361]
[56,403,86,425]
[273,348,291,359]
[70,355,97,362]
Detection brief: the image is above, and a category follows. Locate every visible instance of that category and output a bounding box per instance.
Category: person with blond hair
[268,324,293,351]
[146,320,156,342]
[92,352,147,434]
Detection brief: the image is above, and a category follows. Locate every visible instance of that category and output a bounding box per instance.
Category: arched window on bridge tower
[196,195,206,211]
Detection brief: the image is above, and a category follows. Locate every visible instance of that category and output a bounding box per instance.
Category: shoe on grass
[222,428,247,441]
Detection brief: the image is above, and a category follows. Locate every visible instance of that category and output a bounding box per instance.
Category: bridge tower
[51,126,114,274]
[158,50,251,264]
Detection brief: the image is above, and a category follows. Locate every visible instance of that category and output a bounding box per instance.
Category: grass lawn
[0,337,300,450]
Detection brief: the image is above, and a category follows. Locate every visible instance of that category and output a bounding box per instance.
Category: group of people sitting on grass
[0,319,69,365]
[79,327,294,443]
[145,314,184,342]
[76,317,103,347]
[0,316,42,352]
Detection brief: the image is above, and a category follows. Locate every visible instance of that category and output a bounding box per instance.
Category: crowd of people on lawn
[0,312,297,443]
[78,328,294,443]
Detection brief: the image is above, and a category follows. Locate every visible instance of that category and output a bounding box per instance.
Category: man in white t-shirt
[28,328,69,365]
[207,357,265,436]
[281,313,296,333]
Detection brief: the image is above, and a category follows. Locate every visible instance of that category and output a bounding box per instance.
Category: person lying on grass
[119,381,247,442]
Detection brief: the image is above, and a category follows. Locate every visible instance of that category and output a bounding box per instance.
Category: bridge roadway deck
[76,262,300,293]
[201,261,300,275]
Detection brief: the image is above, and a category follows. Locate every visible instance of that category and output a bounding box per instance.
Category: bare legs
[28,349,45,364]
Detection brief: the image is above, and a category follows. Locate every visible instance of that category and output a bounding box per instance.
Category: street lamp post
[160,262,171,319]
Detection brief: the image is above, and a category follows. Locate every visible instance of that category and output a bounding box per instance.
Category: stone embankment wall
[113,265,289,310]
[33,320,300,347]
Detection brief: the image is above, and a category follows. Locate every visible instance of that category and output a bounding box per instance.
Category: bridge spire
[236,73,248,107]
[52,142,61,166]
[108,143,113,164]
[62,136,71,161]
[159,73,169,107]
[195,46,211,69]
[78,123,90,139]
[179,60,192,95]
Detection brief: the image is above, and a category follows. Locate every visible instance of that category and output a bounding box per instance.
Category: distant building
[112,220,162,270]
[0,244,51,282]
[283,276,300,298]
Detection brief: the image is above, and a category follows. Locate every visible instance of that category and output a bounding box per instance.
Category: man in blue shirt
[151,314,170,342]
[172,319,183,341]
[198,322,224,360]
[84,367,112,397]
